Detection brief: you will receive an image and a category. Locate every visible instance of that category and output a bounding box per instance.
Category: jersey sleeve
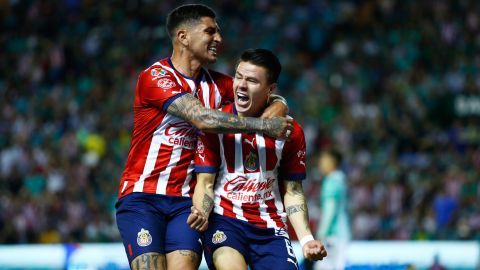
[139,68,188,111]
[279,121,307,181]
[209,69,234,105]
[194,132,221,173]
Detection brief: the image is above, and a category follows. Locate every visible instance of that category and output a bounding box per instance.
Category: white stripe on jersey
[255,133,267,171]
[200,78,211,108]
[156,143,183,194]
[234,134,243,173]
[181,159,195,196]
[274,139,286,168]
[204,70,223,109]
[133,127,163,192]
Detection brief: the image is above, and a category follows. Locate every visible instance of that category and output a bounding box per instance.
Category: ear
[268,83,276,96]
[176,28,189,47]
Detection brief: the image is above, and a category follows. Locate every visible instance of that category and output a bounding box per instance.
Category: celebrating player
[188,49,327,270]
[115,5,291,270]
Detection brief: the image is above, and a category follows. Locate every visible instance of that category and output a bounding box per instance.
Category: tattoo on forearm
[286,204,306,215]
[131,252,165,270]
[201,193,214,214]
[286,182,303,196]
[286,182,310,229]
[179,250,200,263]
[167,94,285,137]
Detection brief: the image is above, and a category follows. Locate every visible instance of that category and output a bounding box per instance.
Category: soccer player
[188,49,327,270]
[115,5,291,270]
[317,149,350,270]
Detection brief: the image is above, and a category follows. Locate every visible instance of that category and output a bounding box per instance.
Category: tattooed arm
[284,181,312,237]
[187,172,215,232]
[261,94,289,118]
[167,93,292,138]
[283,181,327,261]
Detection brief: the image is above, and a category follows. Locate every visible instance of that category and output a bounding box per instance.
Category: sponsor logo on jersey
[164,121,197,149]
[151,68,167,77]
[137,228,152,247]
[212,230,227,244]
[223,175,276,202]
[157,78,176,89]
[244,151,259,172]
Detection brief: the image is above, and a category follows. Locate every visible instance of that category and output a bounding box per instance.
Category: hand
[261,99,288,118]
[186,206,209,232]
[302,240,327,261]
[263,117,294,140]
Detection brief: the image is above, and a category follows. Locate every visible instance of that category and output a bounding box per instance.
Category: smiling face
[182,17,222,64]
[233,61,275,117]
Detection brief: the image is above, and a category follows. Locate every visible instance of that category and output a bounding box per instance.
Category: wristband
[299,235,314,247]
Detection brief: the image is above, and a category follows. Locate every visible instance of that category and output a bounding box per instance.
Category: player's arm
[261,94,289,118]
[283,181,327,261]
[167,93,292,138]
[187,172,215,232]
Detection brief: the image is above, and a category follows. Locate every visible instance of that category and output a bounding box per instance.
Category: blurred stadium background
[1,0,479,269]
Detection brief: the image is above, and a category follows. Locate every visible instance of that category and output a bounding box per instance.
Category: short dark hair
[166,4,216,39]
[323,148,343,167]
[239,49,282,84]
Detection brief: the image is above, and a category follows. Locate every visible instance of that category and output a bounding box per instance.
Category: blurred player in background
[188,49,327,270]
[115,5,291,270]
[316,149,350,270]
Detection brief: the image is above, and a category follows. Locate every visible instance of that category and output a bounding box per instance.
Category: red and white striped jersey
[195,103,307,230]
[118,58,234,198]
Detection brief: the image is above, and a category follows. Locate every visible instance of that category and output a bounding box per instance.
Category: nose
[214,32,222,44]
[238,78,247,89]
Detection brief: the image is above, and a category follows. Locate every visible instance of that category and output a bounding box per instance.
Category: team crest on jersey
[137,228,152,247]
[244,151,259,172]
[212,230,227,244]
[151,68,167,77]
[157,78,176,89]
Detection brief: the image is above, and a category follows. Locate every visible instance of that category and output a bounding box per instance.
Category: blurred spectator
[1,0,479,243]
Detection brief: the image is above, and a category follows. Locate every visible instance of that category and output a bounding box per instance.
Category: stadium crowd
[0,0,479,244]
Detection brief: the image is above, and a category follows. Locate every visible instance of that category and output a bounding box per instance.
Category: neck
[236,105,262,118]
[170,48,203,79]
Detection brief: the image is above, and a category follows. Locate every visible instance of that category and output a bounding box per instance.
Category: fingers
[303,241,328,261]
[187,206,209,231]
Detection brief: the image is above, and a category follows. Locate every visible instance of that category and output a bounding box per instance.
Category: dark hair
[323,148,343,167]
[166,4,216,39]
[239,49,282,84]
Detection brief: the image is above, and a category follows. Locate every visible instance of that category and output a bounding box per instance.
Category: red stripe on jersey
[241,133,260,173]
[188,173,197,197]
[222,134,235,173]
[265,198,285,228]
[241,202,267,228]
[220,196,236,219]
[142,143,174,193]
[264,136,278,171]
[166,149,194,196]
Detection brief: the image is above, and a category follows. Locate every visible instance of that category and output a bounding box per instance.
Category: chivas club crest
[212,230,227,244]
[137,228,153,247]
[244,151,259,172]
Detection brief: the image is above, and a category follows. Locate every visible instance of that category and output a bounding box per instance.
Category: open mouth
[208,45,218,56]
[236,92,250,106]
